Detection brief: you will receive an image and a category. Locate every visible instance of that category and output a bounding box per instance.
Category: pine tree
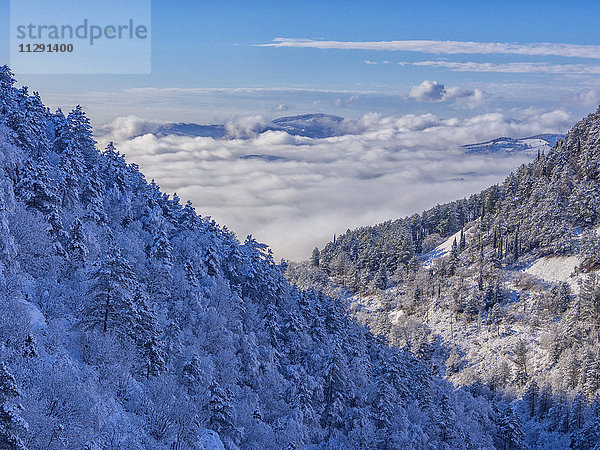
[205,243,220,277]
[46,209,68,257]
[208,381,234,435]
[437,392,456,444]
[322,347,350,436]
[310,247,320,267]
[538,383,553,418]
[373,376,394,431]
[570,391,587,432]
[83,243,137,334]
[68,218,88,263]
[580,274,600,340]
[373,266,387,291]
[512,340,529,387]
[16,159,58,214]
[0,363,27,450]
[585,354,600,398]
[448,237,459,275]
[12,88,49,158]
[131,290,165,378]
[81,166,106,224]
[66,105,96,160]
[495,405,525,450]
[523,380,539,419]
[58,143,85,207]
[142,335,166,379]
[513,226,520,260]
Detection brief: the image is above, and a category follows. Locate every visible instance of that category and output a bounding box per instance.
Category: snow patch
[524,256,581,288]
[20,298,47,330]
[422,229,463,268]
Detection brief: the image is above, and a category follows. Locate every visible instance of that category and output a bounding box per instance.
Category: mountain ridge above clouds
[129,113,566,157]
[130,113,346,140]
[463,133,564,155]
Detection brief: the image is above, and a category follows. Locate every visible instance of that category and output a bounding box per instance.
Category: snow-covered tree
[0,363,27,450]
[83,243,138,334]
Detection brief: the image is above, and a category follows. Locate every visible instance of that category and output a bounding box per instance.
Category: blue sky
[1,0,600,123]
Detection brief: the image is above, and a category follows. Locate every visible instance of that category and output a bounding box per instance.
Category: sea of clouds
[98,108,574,260]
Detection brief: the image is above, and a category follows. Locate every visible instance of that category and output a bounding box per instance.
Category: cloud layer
[259,38,600,58]
[98,109,574,261]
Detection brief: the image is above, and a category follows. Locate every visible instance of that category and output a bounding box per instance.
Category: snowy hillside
[293,106,600,448]
[464,133,563,156]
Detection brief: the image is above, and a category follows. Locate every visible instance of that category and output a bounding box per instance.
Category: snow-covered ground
[523,256,581,290]
[421,229,462,268]
[422,224,478,268]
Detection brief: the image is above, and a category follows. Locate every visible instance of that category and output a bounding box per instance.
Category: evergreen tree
[437,392,457,444]
[83,243,138,334]
[495,405,525,450]
[523,380,539,419]
[512,340,529,386]
[310,247,320,268]
[66,105,96,160]
[0,363,27,450]
[58,143,85,207]
[538,384,553,418]
[46,209,68,257]
[68,218,88,263]
[16,159,58,214]
[205,243,220,277]
[570,391,587,432]
[81,166,106,224]
[208,381,235,435]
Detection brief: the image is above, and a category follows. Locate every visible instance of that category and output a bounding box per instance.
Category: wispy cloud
[258,38,600,58]
[411,61,600,74]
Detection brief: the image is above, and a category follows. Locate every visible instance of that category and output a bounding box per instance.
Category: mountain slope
[292,106,600,448]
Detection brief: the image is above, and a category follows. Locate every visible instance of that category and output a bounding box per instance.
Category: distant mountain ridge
[145,113,345,140]
[463,133,564,155]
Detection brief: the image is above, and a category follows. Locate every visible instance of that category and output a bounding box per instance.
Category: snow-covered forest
[0,67,516,448]
[288,106,600,448]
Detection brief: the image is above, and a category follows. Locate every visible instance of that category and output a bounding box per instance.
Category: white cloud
[258,38,600,58]
[225,115,264,138]
[409,80,446,102]
[100,109,574,261]
[571,88,600,105]
[96,116,165,141]
[411,60,600,74]
[409,81,486,107]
